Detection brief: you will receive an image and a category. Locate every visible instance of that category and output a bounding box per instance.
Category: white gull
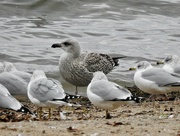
[28,70,81,119]
[87,71,142,119]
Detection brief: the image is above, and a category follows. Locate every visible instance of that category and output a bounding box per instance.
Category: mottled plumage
[51,39,120,88]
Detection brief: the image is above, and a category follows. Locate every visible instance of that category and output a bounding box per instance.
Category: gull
[28,70,81,119]
[133,61,180,97]
[0,71,28,97]
[51,38,122,94]
[87,71,142,119]
[0,62,28,98]
[157,55,180,74]
[3,61,32,83]
[0,84,33,114]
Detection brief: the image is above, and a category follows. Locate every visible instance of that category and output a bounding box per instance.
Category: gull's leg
[153,95,157,113]
[173,94,179,111]
[169,92,180,113]
[106,110,111,119]
[39,107,42,119]
[57,106,61,119]
[149,94,156,108]
[48,108,51,119]
[75,86,78,95]
[58,106,61,113]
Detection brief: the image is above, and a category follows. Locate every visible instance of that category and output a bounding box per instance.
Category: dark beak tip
[51,43,61,48]
[51,44,56,48]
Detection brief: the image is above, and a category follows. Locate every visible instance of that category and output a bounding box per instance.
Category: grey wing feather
[0,84,10,96]
[12,71,31,83]
[90,80,131,101]
[49,78,63,89]
[174,66,180,74]
[0,84,21,110]
[30,78,65,102]
[0,72,28,95]
[142,68,180,86]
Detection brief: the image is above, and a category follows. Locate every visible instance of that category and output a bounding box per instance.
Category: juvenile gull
[51,38,121,94]
[157,55,180,74]
[87,71,142,119]
[133,61,180,96]
[3,61,32,83]
[0,84,33,114]
[28,70,81,119]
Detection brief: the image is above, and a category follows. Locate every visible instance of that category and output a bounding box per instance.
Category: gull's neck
[138,65,153,73]
[163,64,174,73]
[30,74,46,82]
[91,73,108,83]
[71,45,81,58]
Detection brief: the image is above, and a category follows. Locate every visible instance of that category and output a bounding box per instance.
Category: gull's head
[3,61,17,72]
[163,55,179,65]
[91,71,108,82]
[51,38,81,56]
[31,70,46,81]
[135,61,152,71]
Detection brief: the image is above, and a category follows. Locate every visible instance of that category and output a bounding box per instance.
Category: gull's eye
[63,42,71,47]
[165,56,171,62]
[137,64,142,69]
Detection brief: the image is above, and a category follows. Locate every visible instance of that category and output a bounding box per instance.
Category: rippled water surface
[1,0,180,94]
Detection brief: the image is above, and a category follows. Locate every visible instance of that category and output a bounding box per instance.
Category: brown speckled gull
[51,38,120,94]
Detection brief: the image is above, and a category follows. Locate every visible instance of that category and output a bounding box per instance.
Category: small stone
[42,130,45,134]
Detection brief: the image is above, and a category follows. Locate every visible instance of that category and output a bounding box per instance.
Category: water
[1,0,180,95]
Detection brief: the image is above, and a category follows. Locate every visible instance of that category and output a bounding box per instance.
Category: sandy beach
[0,95,179,136]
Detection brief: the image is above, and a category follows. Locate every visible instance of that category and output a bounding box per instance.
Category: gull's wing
[142,68,180,87]
[0,72,28,95]
[0,84,10,96]
[82,53,115,74]
[29,78,65,102]
[89,80,132,101]
[12,71,32,83]
[174,65,180,74]
[0,84,22,110]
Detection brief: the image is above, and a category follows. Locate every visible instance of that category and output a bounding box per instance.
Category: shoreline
[0,99,180,136]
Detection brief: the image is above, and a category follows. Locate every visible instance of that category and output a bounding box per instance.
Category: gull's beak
[156,60,164,65]
[129,67,136,70]
[51,43,62,48]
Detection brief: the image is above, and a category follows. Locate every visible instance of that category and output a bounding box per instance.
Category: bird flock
[0,38,179,120]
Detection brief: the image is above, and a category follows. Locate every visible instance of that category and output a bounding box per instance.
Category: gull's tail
[64,93,83,101]
[112,96,144,103]
[163,81,180,87]
[52,94,83,102]
[17,106,34,114]
[108,54,126,66]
